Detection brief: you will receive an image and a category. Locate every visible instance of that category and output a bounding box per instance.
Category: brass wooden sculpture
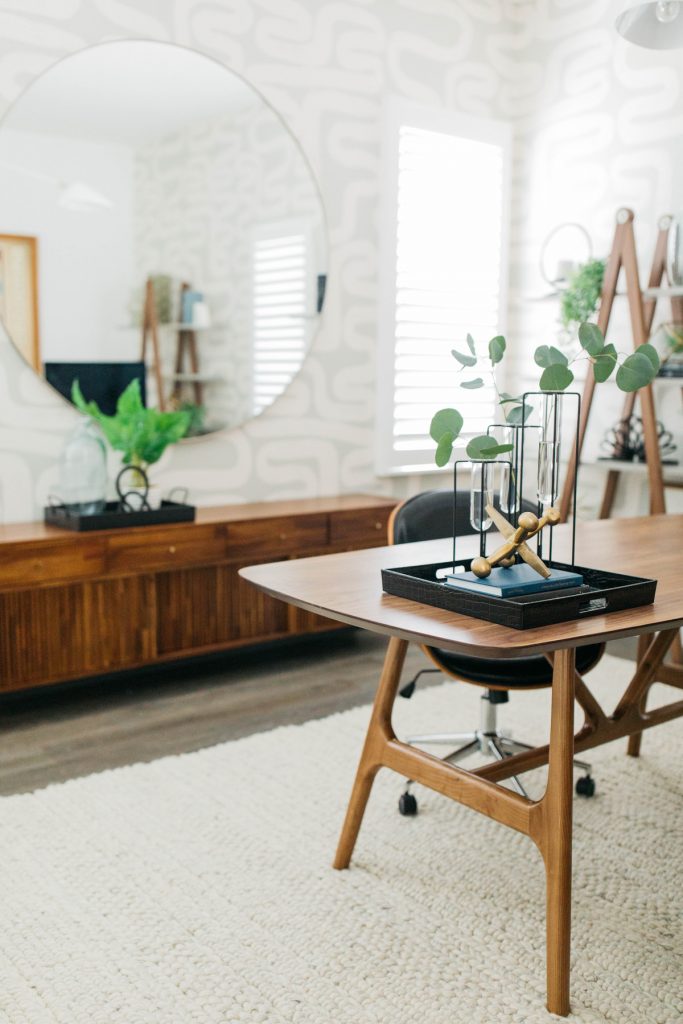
[471,507,561,579]
[486,504,553,579]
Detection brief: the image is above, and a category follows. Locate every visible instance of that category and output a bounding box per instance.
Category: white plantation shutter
[252,226,309,415]
[377,101,511,474]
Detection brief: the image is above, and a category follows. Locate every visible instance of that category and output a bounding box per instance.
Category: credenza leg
[542,647,575,1017]
[333,636,408,869]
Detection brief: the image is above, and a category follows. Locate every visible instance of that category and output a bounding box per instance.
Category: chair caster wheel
[398,792,418,816]
[576,775,595,797]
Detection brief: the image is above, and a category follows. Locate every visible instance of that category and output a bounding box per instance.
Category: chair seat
[428,643,603,689]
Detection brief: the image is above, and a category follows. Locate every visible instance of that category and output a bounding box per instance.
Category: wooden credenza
[0,494,396,694]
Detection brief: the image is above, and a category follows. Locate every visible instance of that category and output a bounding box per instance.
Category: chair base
[400,690,593,802]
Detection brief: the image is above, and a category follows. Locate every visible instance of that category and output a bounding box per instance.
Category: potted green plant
[560,258,606,330]
[659,322,683,373]
[430,321,660,468]
[72,378,191,507]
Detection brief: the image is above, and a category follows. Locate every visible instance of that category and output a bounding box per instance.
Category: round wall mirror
[0,40,327,437]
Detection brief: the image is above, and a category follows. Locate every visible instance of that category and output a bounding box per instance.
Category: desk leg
[627,634,650,758]
[333,636,408,869]
[539,647,575,1017]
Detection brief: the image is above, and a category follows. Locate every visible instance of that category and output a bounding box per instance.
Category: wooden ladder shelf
[560,208,683,521]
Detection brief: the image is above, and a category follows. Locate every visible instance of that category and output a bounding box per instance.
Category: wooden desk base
[333,629,681,1017]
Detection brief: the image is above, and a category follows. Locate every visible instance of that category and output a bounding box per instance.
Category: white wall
[0,128,136,365]
[0,1,681,521]
[0,0,518,520]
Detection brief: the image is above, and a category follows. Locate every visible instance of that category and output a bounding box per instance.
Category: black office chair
[389,490,602,810]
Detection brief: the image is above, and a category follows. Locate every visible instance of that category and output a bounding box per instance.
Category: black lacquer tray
[45,500,196,532]
[381,559,656,630]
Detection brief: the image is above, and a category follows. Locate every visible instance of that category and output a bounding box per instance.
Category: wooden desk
[241,514,683,1016]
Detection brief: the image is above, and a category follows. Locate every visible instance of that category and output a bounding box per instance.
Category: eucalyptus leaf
[539,364,574,391]
[638,342,660,374]
[505,403,534,425]
[488,334,506,365]
[451,348,477,368]
[578,322,604,356]
[466,435,513,460]
[498,392,522,405]
[485,443,514,456]
[534,345,568,369]
[466,333,476,355]
[592,343,617,383]
[461,378,484,389]
[429,408,464,443]
[615,351,658,393]
[435,431,455,467]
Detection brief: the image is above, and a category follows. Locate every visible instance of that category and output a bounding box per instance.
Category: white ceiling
[2,40,259,147]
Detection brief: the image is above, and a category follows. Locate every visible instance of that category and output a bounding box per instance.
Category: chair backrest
[389,489,538,545]
[389,490,476,545]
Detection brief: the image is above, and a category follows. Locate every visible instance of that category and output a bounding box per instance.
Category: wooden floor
[0,631,637,798]
[0,631,429,796]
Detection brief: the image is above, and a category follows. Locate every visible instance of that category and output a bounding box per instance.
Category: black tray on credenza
[381,559,656,630]
[45,500,196,532]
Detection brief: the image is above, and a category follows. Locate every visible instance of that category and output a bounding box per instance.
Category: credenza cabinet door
[0,576,156,691]
[155,561,291,655]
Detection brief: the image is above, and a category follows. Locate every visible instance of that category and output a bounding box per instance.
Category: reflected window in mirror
[252,222,313,417]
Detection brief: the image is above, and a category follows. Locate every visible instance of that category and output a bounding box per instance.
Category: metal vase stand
[452,391,579,569]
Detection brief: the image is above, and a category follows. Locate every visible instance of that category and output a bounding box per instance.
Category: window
[252,224,310,416]
[376,100,511,474]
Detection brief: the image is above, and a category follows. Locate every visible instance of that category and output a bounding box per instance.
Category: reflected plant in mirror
[0,40,327,440]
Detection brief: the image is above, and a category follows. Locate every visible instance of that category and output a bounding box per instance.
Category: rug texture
[0,653,682,1024]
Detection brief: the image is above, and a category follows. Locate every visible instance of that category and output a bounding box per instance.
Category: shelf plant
[430,322,660,467]
[72,378,191,479]
[560,258,606,329]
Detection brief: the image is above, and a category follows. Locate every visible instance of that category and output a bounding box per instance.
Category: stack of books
[444,562,584,599]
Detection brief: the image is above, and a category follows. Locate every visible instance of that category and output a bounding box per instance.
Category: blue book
[444,562,584,599]
[181,289,203,324]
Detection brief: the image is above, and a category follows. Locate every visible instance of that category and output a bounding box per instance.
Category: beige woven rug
[1,653,682,1024]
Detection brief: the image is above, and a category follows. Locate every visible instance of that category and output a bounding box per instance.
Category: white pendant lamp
[616,1,683,48]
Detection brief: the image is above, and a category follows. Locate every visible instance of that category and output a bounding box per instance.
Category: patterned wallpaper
[0,0,680,521]
[507,0,683,514]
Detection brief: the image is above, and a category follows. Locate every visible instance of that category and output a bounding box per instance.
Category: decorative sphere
[471,557,491,578]
[518,512,539,532]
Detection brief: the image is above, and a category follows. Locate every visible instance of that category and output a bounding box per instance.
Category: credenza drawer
[225,514,328,557]
[0,540,105,589]
[330,507,391,548]
[106,526,226,573]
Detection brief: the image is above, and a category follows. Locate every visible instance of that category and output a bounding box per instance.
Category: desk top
[240,514,683,657]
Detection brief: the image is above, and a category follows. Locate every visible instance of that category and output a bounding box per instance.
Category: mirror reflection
[0,40,327,436]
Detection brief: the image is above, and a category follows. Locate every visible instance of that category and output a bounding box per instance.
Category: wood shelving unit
[140,279,210,410]
[560,208,683,521]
